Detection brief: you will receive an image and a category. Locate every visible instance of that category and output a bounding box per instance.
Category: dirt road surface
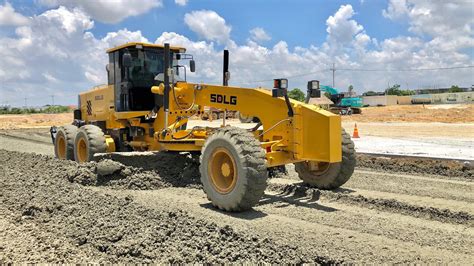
[0,128,473,263]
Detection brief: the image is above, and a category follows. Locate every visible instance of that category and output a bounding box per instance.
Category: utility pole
[330,62,335,88]
[51,95,55,106]
[24,97,28,108]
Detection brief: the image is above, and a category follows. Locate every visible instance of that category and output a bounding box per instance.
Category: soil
[342,104,474,123]
[0,127,473,263]
[0,150,336,264]
[357,154,473,179]
[0,113,72,130]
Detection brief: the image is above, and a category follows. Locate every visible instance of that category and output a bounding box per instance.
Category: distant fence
[362,92,474,106]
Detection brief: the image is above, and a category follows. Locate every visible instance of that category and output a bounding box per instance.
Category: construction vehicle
[51,42,356,212]
[317,85,362,115]
[200,106,237,121]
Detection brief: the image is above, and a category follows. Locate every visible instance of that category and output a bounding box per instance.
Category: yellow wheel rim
[208,147,237,194]
[77,137,88,163]
[56,134,66,159]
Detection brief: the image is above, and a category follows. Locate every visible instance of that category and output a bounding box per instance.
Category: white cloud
[0,2,29,26]
[1,4,472,106]
[383,1,473,38]
[382,0,409,20]
[38,0,162,23]
[175,0,188,6]
[184,10,231,44]
[0,6,150,105]
[325,4,374,57]
[326,5,363,44]
[249,27,271,43]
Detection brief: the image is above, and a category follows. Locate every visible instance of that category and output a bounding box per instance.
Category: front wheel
[294,129,356,189]
[199,127,267,211]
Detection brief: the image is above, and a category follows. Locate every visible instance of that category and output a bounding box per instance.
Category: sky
[0,0,473,106]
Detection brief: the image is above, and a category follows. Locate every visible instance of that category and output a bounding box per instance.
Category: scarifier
[51,42,356,211]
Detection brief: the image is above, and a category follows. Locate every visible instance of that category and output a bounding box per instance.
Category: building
[414,87,471,94]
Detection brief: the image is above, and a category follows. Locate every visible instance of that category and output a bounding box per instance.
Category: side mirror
[105,63,110,72]
[189,60,196,72]
[122,52,132,68]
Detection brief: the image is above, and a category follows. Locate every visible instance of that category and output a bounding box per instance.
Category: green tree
[386,84,401,95]
[348,84,354,95]
[363,90,377,96]
[399,89,415,96]
[288,88,305,102]
[448,85,463,93]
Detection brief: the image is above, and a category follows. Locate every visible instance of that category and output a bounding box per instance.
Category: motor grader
[52,42,356,211]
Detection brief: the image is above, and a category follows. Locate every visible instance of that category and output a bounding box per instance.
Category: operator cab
[106,42,195,112]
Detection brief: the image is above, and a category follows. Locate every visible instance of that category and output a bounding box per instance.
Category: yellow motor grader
[51,42,356,211]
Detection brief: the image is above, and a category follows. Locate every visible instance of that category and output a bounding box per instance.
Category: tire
[199,127,267,211]
[237,112,254,123]
[74,125,107,163]
[294,129,356,189]
[54,125,78,160]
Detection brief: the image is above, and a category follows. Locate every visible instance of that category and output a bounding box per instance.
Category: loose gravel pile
[357,154,473,179]
[0,150,339,263]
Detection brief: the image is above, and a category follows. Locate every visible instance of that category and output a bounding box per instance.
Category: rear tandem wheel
[74,125,107,163]
[54,125,78,160]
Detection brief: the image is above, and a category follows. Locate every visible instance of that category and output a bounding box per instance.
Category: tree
[363,91,377,96]
[348,85,354,95]
[386,84,401,95]
[287,88,305,102]
[448,85,463,93]
[399,89,415,96]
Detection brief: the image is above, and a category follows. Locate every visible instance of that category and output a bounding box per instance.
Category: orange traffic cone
[352,123,360,138]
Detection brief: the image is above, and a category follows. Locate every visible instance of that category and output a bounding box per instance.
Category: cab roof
[106,42,186,53]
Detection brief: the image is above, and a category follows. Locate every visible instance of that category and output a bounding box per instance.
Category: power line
[337,65,474,72]
[232,65,473,87]
[234,69,329,85]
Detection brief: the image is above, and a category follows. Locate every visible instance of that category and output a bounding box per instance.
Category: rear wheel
[54,125,78,160]
[294,129,356,189]
[200,127,267,211]
[237,112,254,123]
[74,125,107,163]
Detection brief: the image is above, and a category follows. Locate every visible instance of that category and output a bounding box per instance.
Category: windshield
[126,49,173,86]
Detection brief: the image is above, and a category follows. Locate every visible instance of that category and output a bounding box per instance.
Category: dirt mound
[0,150,339,263]
[268,183,472,225]
[19,152,201,190]
[357,154,473,179]
[342,104,474,123]
[94,152,201,188]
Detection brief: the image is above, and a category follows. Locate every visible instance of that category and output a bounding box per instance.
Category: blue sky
[0,0,473,106]
[10,0,409,49]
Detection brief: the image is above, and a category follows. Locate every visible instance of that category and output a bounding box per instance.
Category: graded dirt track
[0,129,473,263]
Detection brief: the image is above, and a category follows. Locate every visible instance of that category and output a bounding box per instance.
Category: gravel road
[0,128,472,263]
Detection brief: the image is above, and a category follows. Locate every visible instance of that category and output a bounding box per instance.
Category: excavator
[51,42,356,212]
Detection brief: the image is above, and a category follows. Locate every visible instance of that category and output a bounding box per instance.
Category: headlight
[273,78,288,89]
[309,80,320,90]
